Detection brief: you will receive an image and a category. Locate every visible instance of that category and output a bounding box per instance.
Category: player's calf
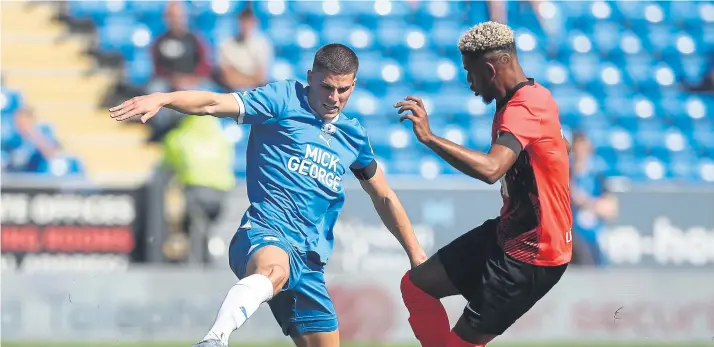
[401,254,462,347]
[199,245,291,346]
[400,270,450,347]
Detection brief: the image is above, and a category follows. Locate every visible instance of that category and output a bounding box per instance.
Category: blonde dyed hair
[458,21,515,55]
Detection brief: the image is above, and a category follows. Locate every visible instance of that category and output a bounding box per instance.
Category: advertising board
[1,182,147,272]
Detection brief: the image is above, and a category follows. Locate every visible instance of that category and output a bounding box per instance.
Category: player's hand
[394,96,434,144]
[109,93,169,123]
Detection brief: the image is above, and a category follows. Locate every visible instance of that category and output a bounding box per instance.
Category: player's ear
[307,70,313,84]
[485,62,496,83]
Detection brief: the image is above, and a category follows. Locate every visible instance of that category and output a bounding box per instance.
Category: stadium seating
[59,0,714,183]
[2,2,165,182]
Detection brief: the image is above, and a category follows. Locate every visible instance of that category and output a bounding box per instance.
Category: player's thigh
[427,218,499,300]
[454,244,568,340]
[292,331,340,347]
[228,227,295,293]
[268,253,339,339]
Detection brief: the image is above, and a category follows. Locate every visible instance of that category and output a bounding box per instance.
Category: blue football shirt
[231,80,376,264]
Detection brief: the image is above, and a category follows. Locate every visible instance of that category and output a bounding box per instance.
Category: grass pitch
[2,342,711,347]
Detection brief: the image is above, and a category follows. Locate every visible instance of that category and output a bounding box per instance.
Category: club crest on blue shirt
[321,123,337,136]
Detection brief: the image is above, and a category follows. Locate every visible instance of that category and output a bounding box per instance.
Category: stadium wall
[2,268,714,344]
[2,177,714,270]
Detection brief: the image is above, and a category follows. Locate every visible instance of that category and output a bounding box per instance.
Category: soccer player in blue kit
[109,44,427,347]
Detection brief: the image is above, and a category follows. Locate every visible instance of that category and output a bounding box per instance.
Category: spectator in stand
[13,106,61,171]
[148,0,213,94]
[144,1,217,142]
[214,6,273,92]
[487,1,507,24]
[570,132,619,266]
[486,0,554,36]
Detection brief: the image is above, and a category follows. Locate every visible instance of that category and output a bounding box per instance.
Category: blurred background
[1,0,713,346]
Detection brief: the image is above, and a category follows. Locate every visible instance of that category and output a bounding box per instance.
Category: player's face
[307,69,356,119]
[165,2,187,33]
[462,54,497,104]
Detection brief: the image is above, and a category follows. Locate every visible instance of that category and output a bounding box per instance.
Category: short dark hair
[238,5,254,19]
[312,43,359,76]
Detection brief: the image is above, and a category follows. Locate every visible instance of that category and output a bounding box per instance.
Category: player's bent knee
[256,264,288,294]
[245,245,291,294]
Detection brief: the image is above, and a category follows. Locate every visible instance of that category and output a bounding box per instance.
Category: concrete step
[2,40,95,70]
[51,120,149,137]
[65,142,163,174]
[3,74,112,104]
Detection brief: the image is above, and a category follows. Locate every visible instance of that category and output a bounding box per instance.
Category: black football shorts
[437,218,568,335]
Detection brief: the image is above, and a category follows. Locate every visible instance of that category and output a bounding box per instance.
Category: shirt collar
[496,78,535,111]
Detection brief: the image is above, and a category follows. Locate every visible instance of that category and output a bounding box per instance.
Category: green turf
[2,342,711,347]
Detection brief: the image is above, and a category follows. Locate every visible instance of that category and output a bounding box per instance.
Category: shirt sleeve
[232,81,290,125]
[496,105,541,149]
[351,135,376,169]
[350,134,378,180]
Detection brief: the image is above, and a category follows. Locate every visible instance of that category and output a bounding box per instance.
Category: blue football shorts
[228,227,338,338]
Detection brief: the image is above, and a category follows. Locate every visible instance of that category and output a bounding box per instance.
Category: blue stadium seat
[374,17,409,51]
[97,14,139,58]
[667,1,702,25]
[390,148,422,175]
[268,17,300,51]
[677,54,709,85]
[519,50,548,82]
[406,51,442,85]
[568,52,601,86]
[1,88,22,115]
[320,17,356,46]
[37,156,85,177]
[129,1,167,17]
[126,52,154,87]
[590,21,622,55]
[68,0,129,25]
[669,150,699,182]
[430,20,464,52]
[468,118,494,153]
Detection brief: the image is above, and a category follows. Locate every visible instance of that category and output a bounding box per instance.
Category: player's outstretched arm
[395,96,519,184]
[359,167,427,268]
[109,91,240,123]
[425,136,517,185]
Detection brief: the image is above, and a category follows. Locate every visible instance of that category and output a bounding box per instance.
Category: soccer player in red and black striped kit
[394,22,573,347]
